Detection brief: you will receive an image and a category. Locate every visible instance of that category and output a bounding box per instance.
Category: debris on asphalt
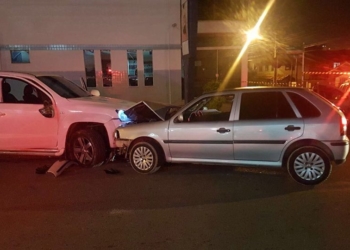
[104,168,121,175]
[35,165,50,174]
[35,160,121,177]
[46,160,78,177]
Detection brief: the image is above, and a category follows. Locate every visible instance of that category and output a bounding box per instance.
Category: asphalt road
[1,155,350,250]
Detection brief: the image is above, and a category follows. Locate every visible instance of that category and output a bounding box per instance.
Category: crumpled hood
[122,101,181,124]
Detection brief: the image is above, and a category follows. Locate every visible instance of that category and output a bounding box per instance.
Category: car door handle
[285,125,301,131]
[0,112,5,117]
[217,128,231,133]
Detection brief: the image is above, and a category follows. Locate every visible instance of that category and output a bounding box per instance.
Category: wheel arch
[127,136,166,162]
[65,122,109,150]
[282,139,334,167]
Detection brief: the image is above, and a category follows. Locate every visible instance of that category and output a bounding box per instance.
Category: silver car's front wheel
[129,141,162,174]
[287,146,332,185]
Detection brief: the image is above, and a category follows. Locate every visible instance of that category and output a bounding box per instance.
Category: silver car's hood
[122,101,180,124]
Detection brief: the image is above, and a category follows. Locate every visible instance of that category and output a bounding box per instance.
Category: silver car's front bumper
[115,139,131,157]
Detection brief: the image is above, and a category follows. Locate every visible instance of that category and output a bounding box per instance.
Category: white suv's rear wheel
[287,146,332,185]
[129,141,162,174]
[68,129,106,167]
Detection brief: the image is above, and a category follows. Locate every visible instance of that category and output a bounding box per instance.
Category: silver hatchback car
[115,87,349,185]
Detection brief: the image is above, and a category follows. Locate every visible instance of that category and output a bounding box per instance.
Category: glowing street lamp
[239,28,262,87]
[245,28,262,43]
[219,0,276,90]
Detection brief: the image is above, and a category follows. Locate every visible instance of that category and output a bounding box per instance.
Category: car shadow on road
[0,156,320,212]
[108,163,317,210]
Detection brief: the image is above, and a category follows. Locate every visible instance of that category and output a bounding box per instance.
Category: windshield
[37,76,91,98]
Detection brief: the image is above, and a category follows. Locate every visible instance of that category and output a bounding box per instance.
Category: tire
[129,141,163,174]
[287,146,332,185]
[67,129,107,167]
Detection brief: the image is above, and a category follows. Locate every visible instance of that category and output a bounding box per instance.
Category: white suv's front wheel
[287,146,332,185]
[67,129,106,167]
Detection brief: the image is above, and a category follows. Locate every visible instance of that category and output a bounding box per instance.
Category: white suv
[115,87,350,185]
[0,71,135,167]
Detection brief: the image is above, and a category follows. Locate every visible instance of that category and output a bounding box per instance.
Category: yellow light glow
[245,28,262,42]
[219,0,276,92]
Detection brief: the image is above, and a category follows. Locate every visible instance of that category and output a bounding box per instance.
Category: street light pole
[241,51,248,87]
[273,34,277,85]
[301,41,325,88]
[301,43,305,87]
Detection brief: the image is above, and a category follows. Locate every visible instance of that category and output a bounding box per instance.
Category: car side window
[287,92,321,118]
[23,84,43,104]
[1,78,45,104]
[239,91,296,120]
[1,79,19,103]
[182,94,234,122]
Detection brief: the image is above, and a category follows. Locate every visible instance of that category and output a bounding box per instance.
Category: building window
[127,50,138,86]
[143,50,153,86]
[10,50,30,63]
[101,50,112,87]
[83,50,96,87]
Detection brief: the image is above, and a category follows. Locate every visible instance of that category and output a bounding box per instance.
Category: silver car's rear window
[287,92,321,118]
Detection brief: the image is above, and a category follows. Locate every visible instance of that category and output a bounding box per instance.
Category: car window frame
[174,93,235,123]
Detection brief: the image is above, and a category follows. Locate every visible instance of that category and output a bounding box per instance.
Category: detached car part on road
[0,71,136,167]
[115,87,349,185]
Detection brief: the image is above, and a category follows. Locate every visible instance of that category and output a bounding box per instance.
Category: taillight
[341,116,347,136]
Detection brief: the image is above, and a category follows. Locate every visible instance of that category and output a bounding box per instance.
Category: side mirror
[177,114,184,122]
[90,90,100,96]
[39,101,54,118]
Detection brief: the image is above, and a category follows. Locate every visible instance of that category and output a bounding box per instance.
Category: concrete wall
[0,0,182,104]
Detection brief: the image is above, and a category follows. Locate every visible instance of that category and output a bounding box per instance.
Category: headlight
[118,110,129,122]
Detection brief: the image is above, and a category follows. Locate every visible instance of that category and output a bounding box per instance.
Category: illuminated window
[10,50,30,63]
[83,50,96,87]
[127,50,138,86]
[143,50,153,86]
[101,50,112,87]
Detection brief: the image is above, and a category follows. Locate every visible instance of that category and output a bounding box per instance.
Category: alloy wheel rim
[294,152,325,180]
[73,137,94,165]
[133,146,154,171]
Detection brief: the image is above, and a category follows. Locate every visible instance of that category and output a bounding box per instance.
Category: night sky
[263,0,350,49]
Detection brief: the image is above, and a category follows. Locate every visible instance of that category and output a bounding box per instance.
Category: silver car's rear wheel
[287,146,332,185]
[129,141,162,174]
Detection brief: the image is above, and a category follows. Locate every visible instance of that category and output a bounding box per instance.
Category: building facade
[0,0,182,104]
